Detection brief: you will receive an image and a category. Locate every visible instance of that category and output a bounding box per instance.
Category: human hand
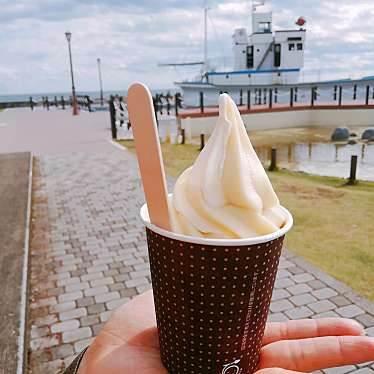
[77,290,374,374]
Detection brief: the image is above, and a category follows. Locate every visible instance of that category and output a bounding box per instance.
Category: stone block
[62,327,92,344]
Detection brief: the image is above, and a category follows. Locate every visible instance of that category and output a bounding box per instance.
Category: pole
[311,87,315,106]
[66,35,79,115]
[239,89,243,106]
[338,86,342,106]
[181,128,185,145]
[200,92,204,113]
[203,2,209,73]
[269,88,272,109]
[366,85,370,106]
[86,95,92,112]
[269,148,277,171]
[200,134,205,151]
[290,88,294,108]
[97,58,104,106]
[174,93,179,117]
[109,97,117,140]
[247,90,251,110]
[347,155,358,185]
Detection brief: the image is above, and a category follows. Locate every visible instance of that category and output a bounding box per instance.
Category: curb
[108,139,127,151]
[17,154,33,374]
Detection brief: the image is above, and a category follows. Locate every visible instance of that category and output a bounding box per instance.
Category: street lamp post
[65,31,79,116]
[97,58,104,106]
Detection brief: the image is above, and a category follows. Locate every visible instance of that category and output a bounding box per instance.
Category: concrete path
[0,152,31,374]
[28,147,374,374]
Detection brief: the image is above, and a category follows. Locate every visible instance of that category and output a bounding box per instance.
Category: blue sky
[0,0,373,94]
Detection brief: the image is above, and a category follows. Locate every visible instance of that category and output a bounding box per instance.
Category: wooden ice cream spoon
[127,83,171,231]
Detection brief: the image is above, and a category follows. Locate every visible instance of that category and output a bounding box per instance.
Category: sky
[1,0,374,94]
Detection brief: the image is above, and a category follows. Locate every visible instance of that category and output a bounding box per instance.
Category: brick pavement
[28,146,374,374]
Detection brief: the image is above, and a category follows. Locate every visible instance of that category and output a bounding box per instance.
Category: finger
[103,290,156,344]
[256,369,305,374]
[263,318,364,345]
[259,335,374,372]
[78,291,162,373]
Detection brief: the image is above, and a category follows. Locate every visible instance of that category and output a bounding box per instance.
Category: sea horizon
[0,88,177,103]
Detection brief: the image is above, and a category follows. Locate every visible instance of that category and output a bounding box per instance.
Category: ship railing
[184,83,374,114]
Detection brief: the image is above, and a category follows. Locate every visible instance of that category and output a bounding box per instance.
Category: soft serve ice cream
[169,93,286,239]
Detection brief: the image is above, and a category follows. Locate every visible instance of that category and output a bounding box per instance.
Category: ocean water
[0,89,177,103]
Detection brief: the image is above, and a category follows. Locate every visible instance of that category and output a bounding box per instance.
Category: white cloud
[0,0,374,94]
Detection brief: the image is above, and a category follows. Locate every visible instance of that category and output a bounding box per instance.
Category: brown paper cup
[140,203,293,374]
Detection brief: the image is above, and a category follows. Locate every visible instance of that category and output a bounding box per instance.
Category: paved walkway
[0,108,113,155]
[27,145,374,374]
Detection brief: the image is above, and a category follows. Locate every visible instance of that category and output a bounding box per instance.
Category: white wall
[181,108,374,136]
[207,70,300,86]
[275,30,305,70]
[233,28,248,70]
[311,109,374,127]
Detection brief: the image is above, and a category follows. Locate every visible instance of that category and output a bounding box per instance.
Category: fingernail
[345,318,364,331]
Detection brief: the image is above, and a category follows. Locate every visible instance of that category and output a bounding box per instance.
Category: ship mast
[203,0,209,73]
[251,0,266,32]
[249,0,253,33]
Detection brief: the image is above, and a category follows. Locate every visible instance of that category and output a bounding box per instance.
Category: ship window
[246,46,254,68]
[297,43,303,50]
[289,43,295,51]
[259,22,271,33]
[274,44,281,67]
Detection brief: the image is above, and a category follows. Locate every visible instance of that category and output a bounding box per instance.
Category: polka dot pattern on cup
[146,228,285,374]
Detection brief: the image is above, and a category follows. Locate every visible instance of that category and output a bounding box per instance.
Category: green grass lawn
[118,139,374,301]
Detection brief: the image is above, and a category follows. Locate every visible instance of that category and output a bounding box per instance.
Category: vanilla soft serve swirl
[169,94,286,239]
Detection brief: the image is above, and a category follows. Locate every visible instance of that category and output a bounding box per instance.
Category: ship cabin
[207,10,306,86]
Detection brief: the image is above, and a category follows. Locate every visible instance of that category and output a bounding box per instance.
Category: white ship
[171,1,374,108]
[173,1,307,107]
